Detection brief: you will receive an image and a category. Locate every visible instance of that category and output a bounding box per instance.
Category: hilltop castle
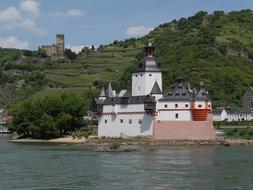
[40,34,65,58]
[92,43,215,140]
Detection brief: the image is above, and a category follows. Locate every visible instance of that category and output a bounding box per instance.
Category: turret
[132,43,162,96]
[191,81,212,121]
[145,42,155,57]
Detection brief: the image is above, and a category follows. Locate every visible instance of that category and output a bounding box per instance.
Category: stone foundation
[153,114,215,140]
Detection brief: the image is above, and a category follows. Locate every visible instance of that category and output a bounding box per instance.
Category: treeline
[9,94,88,139]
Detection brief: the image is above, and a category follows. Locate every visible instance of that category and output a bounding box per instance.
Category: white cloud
[0,36,29,49]
[52,9,86,17]
[126,25,154,36]
[0,7,22,23]
[66,9,86,17]
[0,5,47,35]
[20,0,40,18]
[21,18,47,35]
[66,45,97,53]
[66,45,85,53]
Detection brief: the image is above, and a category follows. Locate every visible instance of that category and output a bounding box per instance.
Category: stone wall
[153,114,215,140]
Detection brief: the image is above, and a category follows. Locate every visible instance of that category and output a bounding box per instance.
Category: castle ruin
[40,34,65,58]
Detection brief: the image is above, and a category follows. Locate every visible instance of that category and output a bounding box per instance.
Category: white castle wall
[132,72,162,96]
[98,104,153,137]
[156,101,192,121]
[98,114,153,137]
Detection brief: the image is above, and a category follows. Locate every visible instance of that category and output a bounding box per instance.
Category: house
[212,108,253,122]
[92,43,215,140]
[212,109,227,121]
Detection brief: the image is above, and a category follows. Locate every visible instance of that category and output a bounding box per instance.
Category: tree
[64,49,77,60]
[91,45,95,52]
[23,50,33,57]
[10,93,87,139]
[38,48,47,57]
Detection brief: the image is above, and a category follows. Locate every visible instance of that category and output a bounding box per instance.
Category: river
[0,136,253,190]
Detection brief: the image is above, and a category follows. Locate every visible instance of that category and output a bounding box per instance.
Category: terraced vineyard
[34,45,144,98]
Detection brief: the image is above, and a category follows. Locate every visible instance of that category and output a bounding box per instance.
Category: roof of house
[99,86,106,97]
[105,83,114,97]
[159,77,193,101]
[150,81,162,94]
[94,95,156,105]
[212,108,224,114]
[193,81,210,101]
[225,108,241,114]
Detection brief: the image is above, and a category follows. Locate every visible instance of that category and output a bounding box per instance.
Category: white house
[212,109,227,121]
[213,108,253,122]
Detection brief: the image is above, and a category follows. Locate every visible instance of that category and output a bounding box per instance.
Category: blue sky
[0,0,252,51]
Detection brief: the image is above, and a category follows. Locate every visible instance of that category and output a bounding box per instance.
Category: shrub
[110,140,120,150]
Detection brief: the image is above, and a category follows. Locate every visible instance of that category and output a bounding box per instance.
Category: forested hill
[1,10,253,108]
[120,9,253,107]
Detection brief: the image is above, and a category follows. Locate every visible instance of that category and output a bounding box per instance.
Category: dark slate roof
[93,98,103,104]
[134,56,161,73]
[150,81,162,94]
[97,95,156,105]
[212,109,224,114]
[193,81,210,101]
[159,79,193,101]
[225,108,241,114]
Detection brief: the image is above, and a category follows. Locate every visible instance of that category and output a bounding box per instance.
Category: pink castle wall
[153,114,215,140]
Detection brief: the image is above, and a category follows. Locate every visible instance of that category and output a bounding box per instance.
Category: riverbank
[9,136,86,144]
[8,136,253,147]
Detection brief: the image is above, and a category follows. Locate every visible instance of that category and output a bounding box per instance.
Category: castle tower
[56,34,65,58]
[132,43,162,96]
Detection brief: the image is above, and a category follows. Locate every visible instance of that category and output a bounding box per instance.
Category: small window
[164,104,168,108]
[120,119,123,123]
[175,104,178,108]
[129,119,132,124]
[185,104,188,108]
[105,120,107,124]
[139,119,142,124]
[198,105,202,108]
[141,74,143,77]
[149,74,152,76]
[175,113,179,119]
[136,75,137,77]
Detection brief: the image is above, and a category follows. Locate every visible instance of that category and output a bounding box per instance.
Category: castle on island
[92,43,215,140]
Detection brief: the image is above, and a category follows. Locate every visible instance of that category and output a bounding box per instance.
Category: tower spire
[144,42,155,57]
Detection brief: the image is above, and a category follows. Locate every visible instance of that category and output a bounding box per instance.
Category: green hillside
[119,10,253,107]
[1,9,253,108]
[149,10,253,107]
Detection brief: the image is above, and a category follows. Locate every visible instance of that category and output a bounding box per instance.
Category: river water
[0,136,253,190]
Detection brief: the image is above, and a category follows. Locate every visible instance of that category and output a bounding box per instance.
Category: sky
[0,0,252,52]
